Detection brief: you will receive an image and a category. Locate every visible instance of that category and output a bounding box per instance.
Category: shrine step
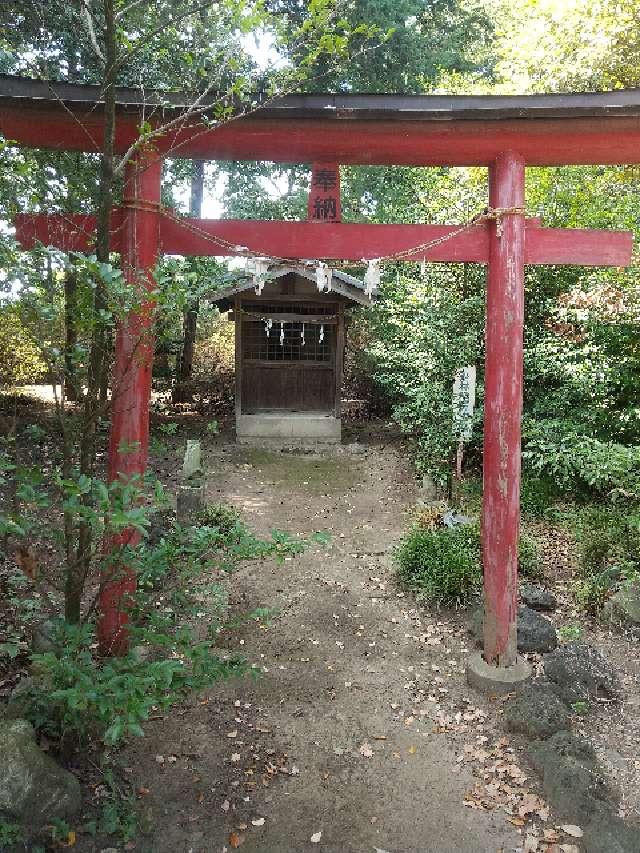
[236,413,341,444]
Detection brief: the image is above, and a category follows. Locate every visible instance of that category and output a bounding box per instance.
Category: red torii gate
[2,78,637,689]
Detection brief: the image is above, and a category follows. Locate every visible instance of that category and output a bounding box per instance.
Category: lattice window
[243,320,332,362]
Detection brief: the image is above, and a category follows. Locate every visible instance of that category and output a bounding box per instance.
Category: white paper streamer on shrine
[319,324,324,344]
[248,257,270,295]
[301,323,306,346]
[264,318,273,337]
[316,262,333,292]
[363,259,381,298]
[279,322,285,346]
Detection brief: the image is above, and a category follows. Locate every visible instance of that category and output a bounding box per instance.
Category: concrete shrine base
[236,412,341,444]
[466,651,532,696]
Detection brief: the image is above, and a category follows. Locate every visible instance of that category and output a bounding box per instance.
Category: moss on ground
[235,449,362,493]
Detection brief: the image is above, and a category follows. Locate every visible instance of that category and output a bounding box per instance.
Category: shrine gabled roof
[208,266,372,311]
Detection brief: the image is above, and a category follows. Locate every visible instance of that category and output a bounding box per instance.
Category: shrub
[522,419,640,499]
[574,505,640,611]
[12,511,326,752]
[20,621,244,749]
[519,530,543,579]
[520,475,564,518]
[396,522,541,605]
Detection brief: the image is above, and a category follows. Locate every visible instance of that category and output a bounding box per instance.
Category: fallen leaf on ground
[519,793,546,819]
[311,831,322,843]
[360,743,374,758]
[559,825,583,838]
[252,818,265,826]
[229,831,244,848]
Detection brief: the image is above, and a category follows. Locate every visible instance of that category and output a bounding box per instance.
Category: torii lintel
[13,211,634,267]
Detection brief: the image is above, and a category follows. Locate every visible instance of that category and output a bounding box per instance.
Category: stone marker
[182,439,202,479]
[0,719,81,827]
[177,440,204,523]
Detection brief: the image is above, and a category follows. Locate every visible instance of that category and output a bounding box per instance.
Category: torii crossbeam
[2,77,636,691]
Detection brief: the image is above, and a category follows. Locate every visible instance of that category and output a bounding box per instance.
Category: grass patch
[396,522,541,606]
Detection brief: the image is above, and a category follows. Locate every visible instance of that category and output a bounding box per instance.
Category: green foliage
[94,768,141,843]
[518,531,543,580]
[396,521,540,605]
[199,501,242,536]
[571,699,590,716]
[16,620,243,748]
[520,476,564,519]
[10,507,324,750]
[0,819,23,847]
[522,420,640,499]
[396,524,482,605]
[558,624,583,643]
[574,504,640,611]
[0,302,47,385]
[369,268,484,483]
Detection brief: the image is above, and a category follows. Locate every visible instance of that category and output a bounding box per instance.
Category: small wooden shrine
[210,264,371,443]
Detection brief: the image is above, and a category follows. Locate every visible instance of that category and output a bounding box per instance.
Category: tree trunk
[176,160,204,387]
[70,0,118,622]
[63,262,80,402]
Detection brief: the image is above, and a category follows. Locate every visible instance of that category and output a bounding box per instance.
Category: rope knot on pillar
[483,205,527,238]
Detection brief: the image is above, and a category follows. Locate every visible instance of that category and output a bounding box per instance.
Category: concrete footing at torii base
[466,652,532,696]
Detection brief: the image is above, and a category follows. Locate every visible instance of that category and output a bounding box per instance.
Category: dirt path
[122,437,521,853]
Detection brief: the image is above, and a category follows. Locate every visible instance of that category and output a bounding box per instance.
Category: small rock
[517,605,558,653]
[442,510,474,528]
[4,677,35,720]
[583,812,640,853]
[602,580,640,630]
[544,643,620,704]
[520,584,557,612]
[529,731,614,823]
[468,605,484,648]
[469,605,558,653]
[504,682,570,739]
[0,719,81,827]
[31,620,57,654]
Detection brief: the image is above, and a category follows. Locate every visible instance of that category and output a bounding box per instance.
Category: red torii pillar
[482,152,526,671]
[97,147,161,655]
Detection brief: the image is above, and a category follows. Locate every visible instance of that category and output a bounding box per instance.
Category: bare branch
[81,0,106,65]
